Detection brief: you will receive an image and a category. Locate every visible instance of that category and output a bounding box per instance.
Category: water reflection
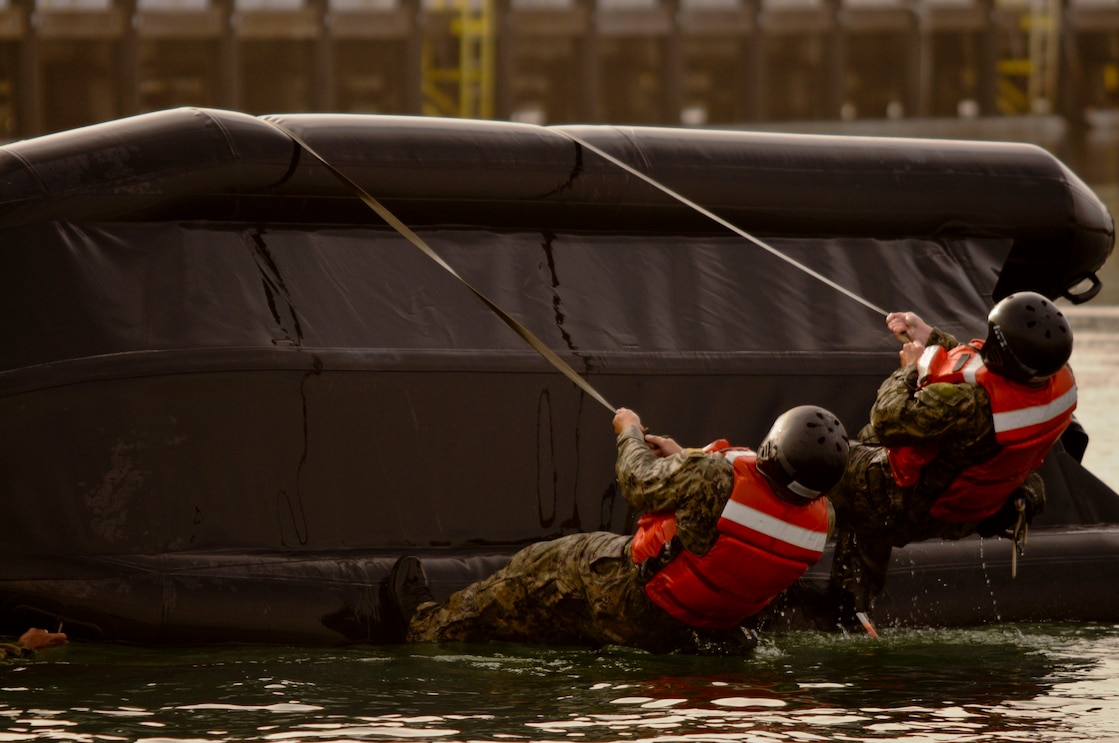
[2,623,1118,743]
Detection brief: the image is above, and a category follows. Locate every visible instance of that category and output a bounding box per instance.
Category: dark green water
[4,622,1118,742]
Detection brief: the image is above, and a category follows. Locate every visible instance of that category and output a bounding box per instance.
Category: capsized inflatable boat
[0,107,1116,644]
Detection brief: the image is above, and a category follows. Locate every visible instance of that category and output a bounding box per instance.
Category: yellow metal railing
[996,0,1061,114]
[422,0,496,118]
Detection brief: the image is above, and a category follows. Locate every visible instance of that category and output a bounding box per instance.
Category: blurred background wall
[0,0,1114,136]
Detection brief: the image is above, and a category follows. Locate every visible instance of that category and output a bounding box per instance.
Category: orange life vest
[887,340,1077,523]
[631,443,829,630]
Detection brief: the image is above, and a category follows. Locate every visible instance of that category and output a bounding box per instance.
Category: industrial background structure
[0,0,1115,147]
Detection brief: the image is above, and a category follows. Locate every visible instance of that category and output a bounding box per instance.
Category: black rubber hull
[0,108,1115,644]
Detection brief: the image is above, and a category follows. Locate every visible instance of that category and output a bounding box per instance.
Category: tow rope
[269,121,899,414]
[267,120,617,413]
[554,129,892,320]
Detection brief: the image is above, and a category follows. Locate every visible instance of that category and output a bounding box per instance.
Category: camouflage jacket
[867,327,1001,497]
[614,426,736,556]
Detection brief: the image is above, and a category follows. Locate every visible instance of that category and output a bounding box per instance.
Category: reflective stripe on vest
[991,385,1077,435]
[720,499,828,554]
[918,343,983,384]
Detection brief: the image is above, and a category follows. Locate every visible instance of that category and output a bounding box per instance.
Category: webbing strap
[1011,497,1029,579]
[555,129,892,320]
[266,120,616,413]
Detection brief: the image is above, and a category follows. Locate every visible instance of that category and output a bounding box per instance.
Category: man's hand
[886,312,933,345]
[899,340,925,368]
[19,628,67,651]
[645,434,683,458]
[613,407,643,435]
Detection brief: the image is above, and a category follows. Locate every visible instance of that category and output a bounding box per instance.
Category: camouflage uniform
[406,425,736,652]
[0,641,32,660]
[828,327,1044,613]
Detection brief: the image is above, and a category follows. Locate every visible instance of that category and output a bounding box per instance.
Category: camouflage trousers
[0,641,29,660]
[406,532,697,652]
[827,442,979,614]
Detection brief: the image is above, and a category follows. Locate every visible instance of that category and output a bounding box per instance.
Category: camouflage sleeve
[615,426,735,554]
[927,327,960,350]
[865,323,965,442]
[870,366,990,447]
[0,641,31,659]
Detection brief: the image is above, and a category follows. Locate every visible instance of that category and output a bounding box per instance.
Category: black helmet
[984,292,1073,384]
[756,405,850,504]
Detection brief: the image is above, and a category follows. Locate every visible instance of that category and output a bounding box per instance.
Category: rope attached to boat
[265,120,617,414]
[554,129,893,320]
[265,121,912,415]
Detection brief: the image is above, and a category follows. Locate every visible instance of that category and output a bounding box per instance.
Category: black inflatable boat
[0,107,1115,644]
